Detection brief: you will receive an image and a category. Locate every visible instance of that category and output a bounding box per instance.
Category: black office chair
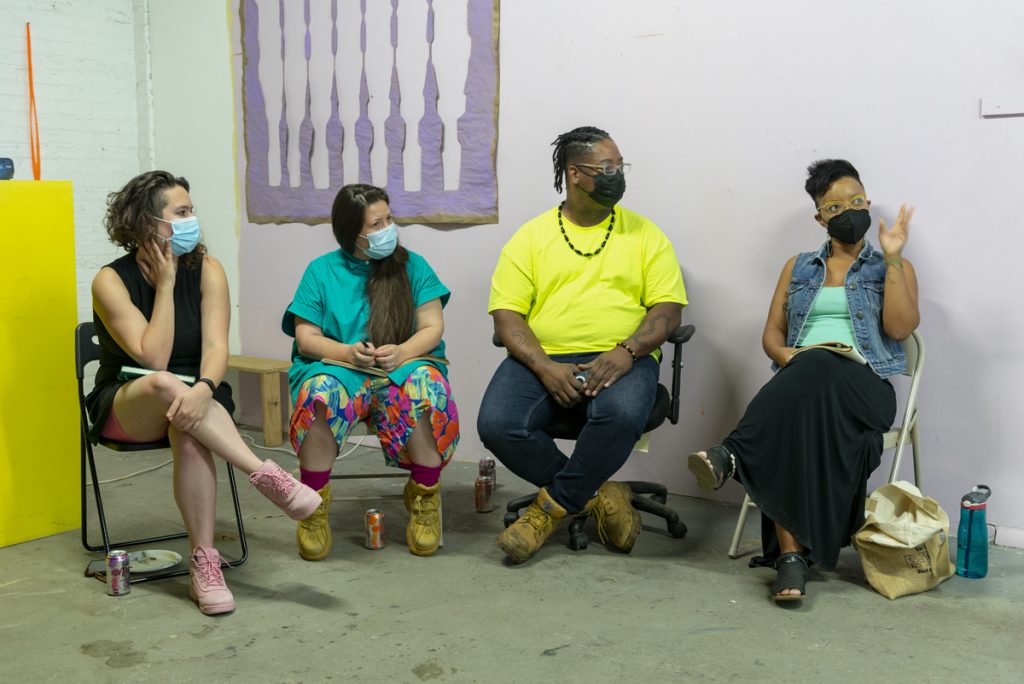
[496,324,694,550]
[76,322,248,583]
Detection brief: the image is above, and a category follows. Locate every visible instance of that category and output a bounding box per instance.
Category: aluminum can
[365,509,385,549]
[478,457,496,486]
[106,550,131,596]
[475,476,495,513]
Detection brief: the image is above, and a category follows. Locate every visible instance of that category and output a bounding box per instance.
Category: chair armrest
[665,324,695,425]
[668,324,695,345]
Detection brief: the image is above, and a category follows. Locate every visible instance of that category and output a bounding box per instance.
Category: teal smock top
[282,247,451,402]
[796,286,856,348]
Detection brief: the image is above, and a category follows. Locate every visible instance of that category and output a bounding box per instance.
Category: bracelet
[197,377,217,393]
[617,341,638,360]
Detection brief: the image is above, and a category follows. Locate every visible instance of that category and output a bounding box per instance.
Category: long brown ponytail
[330,184,414,346]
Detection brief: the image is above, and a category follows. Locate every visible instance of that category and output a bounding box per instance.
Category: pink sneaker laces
[193,550,225,587]
[252,466,293,497]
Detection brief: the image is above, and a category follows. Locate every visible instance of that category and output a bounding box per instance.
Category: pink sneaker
[188,546,235,615]
[249,460,321,520]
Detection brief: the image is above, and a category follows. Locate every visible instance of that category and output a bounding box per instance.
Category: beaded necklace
[557,202,615,258]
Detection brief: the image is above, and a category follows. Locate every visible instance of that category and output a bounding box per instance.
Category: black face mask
[826,209,871,244]
[586,172,626,207]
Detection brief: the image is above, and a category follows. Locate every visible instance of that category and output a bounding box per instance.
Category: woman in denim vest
[688,160,919,602]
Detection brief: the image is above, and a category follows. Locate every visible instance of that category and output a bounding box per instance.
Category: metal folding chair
[727,331,925,558]
[76,322,248,583]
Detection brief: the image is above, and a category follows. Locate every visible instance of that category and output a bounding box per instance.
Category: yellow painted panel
[0,181,79,547]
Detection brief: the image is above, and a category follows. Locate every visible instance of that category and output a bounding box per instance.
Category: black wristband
[197,377,217,393]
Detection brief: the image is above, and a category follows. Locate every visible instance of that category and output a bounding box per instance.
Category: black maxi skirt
[723,349,896,569]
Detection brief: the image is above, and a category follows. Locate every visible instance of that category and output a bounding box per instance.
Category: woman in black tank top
[91,171,321,616]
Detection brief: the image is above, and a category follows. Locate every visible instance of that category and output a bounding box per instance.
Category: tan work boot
[296,484,332,560]
[406,480,442,556]
[496,487,569,563]
[403,477,418,512]
[592,481,641,552]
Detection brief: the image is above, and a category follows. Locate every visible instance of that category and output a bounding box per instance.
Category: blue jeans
[476,353,658,512]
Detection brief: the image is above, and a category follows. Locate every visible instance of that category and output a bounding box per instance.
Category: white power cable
[89,458,173,485]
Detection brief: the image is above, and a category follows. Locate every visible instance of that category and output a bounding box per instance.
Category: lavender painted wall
[226,1,1024,543]
[240,0,498,224]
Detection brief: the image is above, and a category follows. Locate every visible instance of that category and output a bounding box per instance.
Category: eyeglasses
[817,194,868,218]
[575,162,631,176]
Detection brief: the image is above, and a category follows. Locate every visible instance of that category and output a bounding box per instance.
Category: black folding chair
[76,322,248,583]
[498,324,695,550]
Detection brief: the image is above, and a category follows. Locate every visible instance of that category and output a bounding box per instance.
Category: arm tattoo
[509,328,537,368]
[632,312,671,352]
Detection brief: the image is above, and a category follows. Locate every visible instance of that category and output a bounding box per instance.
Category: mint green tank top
[796,286,856,347]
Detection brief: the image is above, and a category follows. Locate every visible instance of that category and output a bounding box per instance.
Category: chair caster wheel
[569,532,589,551]
[668,520,688,539]
[503,512,518,529]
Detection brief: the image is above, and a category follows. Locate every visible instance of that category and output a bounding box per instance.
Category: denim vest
[774,240,906,379]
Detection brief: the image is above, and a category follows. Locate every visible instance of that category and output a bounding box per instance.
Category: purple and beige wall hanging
[240,0,499,224]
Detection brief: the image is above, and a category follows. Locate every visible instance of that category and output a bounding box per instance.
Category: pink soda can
[106,550,131,596]
[479,457,496,486]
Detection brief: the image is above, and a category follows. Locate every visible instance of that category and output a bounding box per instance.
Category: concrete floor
[2,432,1022,683]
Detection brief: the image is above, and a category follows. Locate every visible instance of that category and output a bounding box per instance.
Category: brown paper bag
[852,481,954,599]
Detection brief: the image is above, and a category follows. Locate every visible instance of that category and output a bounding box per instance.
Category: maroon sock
[300,467,331,491]
[409,463,442,488]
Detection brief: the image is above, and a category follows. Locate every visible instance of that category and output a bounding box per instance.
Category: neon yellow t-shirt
[488,205,687,355]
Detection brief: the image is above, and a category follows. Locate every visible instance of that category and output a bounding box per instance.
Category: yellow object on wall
[0,181,78,547]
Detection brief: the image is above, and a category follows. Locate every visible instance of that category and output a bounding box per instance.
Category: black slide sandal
[772,552,809,602]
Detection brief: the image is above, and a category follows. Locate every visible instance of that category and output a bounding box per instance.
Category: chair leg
[83,455,249,584]
[627,486,687,539]
[728,494,756,559]
[911,422,922,488]
[567,515,589,551]
[221,462,249,569]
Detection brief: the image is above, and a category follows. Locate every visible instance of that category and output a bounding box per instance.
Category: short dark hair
[104,170,205,269]
[804,159,862,204]
[550,126,611,193]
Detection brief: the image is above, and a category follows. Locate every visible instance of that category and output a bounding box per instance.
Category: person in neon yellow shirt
[478,126,687,563]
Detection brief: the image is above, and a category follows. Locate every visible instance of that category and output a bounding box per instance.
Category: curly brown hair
[104,170,206,269]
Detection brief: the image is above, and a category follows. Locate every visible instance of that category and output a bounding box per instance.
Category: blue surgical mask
[153,215,201,256]
[359,223,398,260]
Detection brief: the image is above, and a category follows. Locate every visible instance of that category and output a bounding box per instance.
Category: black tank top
[93,252,204,388]
[85,252,234,440]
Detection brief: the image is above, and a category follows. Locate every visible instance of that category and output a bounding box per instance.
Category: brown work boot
[406,480,442,556]
[496,487,569,563]
[592,481,641,552]
[296,484,332,560]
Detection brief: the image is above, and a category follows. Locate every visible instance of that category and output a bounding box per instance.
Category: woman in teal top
[283,184,459,559]
[688,160,919,603]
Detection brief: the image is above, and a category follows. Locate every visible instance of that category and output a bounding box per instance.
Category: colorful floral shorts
[289,366,459,467]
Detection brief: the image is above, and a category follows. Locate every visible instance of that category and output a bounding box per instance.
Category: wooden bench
[227,355,291,447]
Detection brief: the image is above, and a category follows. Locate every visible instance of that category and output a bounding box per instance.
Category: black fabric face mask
[586,172,626,207]
[826,209,871,244]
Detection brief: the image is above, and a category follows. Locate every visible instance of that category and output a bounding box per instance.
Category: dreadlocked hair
[330,184,414,347]
[104,170,206,269]
[550,125,611,193]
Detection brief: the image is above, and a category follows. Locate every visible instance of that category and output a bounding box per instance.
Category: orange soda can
[365,509,385,549]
